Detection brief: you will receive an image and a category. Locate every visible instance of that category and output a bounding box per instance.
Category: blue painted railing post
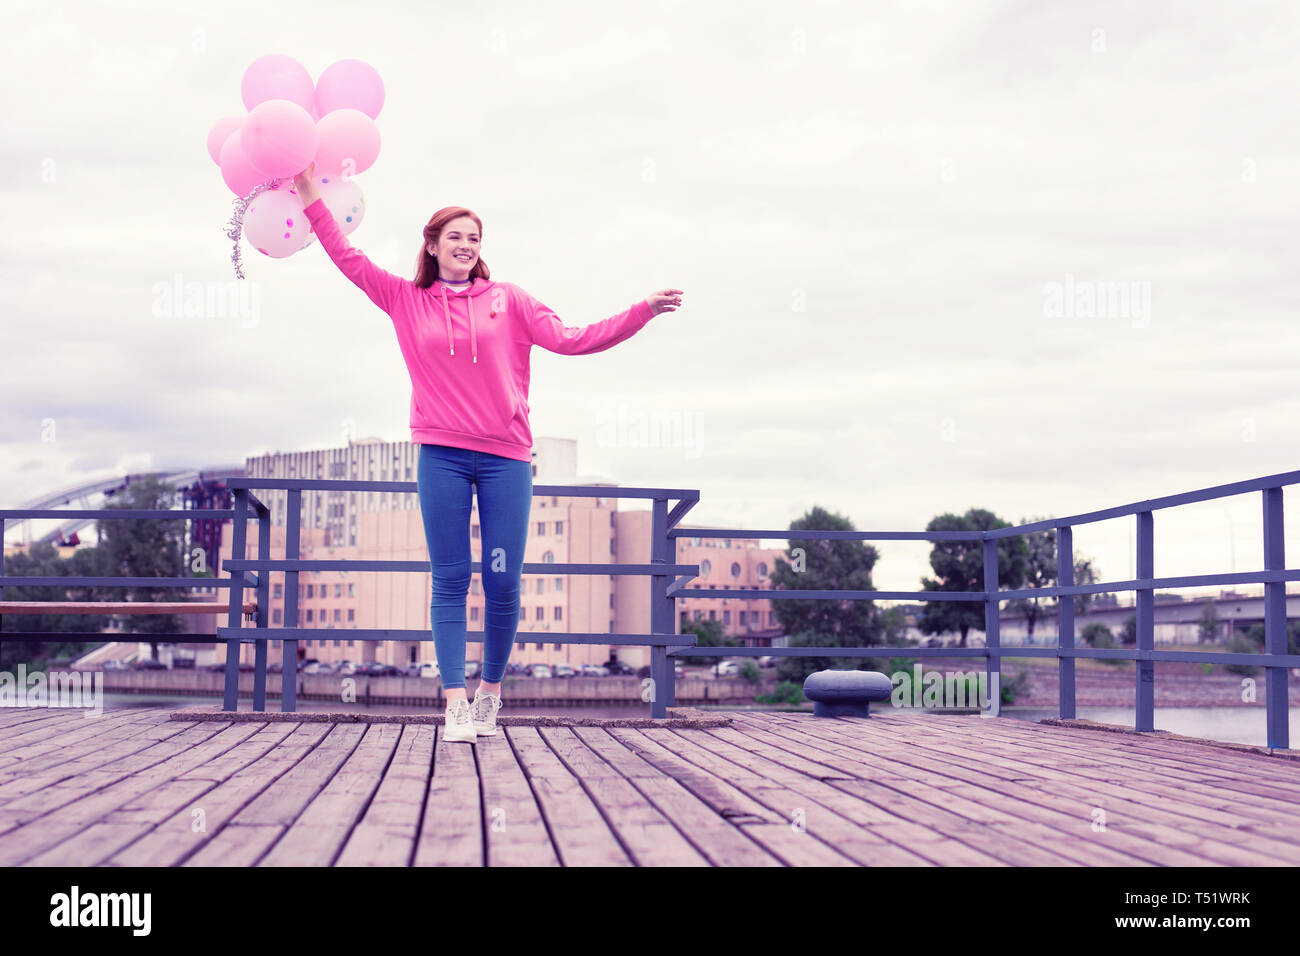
[281,488,302,713]
[252,502,270,712]
[222,488,249,712]
[1056,524,1076,720]
[1135,510,1155,732]
[983,537,1001,716]
[1262,486,1289,750]
[649,496,673,718]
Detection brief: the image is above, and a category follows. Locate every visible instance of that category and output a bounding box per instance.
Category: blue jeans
[416,443,532,689]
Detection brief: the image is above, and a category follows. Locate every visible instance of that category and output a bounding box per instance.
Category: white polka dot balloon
[315,174,366,236]
[244,180,312,258]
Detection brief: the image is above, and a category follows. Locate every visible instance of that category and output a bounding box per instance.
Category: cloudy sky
[4,0,1298,597]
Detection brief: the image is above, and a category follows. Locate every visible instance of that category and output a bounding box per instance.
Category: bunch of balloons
[209,54,383,272]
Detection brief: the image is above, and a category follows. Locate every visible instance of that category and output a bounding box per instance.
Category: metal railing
[2,469,1298,745]
[215,478,701,717]
[664,468,1300,749]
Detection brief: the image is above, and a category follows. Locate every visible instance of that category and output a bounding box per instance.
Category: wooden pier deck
[2,705,1299,866]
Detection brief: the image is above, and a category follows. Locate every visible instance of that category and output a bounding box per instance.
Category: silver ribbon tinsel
[224,177,285,279]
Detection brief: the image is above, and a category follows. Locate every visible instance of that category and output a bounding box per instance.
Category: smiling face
[427,215,480,282]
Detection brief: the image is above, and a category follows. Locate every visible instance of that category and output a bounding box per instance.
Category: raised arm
[292,164,405,315]
[525,288,682,355]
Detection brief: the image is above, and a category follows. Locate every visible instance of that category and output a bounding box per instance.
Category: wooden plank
[0,719,219,820]
[0,707,91,733]
[475,728,559,867]
[506,726,631,866]
[575,727,780,866]
[224,725,366,826]
[958,720,1300,825]
[915,719,1300,851]
[21,822,155,867]
[641,727,907,865]
[260,723,403,866]
[413,727,481,867]
[104,723,327,866]
[782,714,1300,865]
[727,714,1191,866]
[537,727,710,866]
[0,708,158,769]
[335,725,434,867]
[185,824,284,866]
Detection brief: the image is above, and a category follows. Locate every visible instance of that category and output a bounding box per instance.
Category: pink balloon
[241,54,314,111]
[241,99,319,178]
[244,181,312,258]
[219,129,271,197]
[206,116,243,165]
[314,59,385,119]
[313,108,381,178]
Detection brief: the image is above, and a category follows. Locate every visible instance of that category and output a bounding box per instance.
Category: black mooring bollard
[802,669,893,717]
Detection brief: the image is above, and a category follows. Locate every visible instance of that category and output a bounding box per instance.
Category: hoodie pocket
[414,382,519,439]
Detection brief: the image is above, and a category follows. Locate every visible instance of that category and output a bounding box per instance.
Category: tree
[1072,555,1098,616]
[0,541,111,670]
[1081,622,1115,648]
[96,475,188,661]
[917,508,1028,647]
[1007,517,1056,640]
[677,617,733,669]
[1197,600,1219,644]
[877,605,913,647]
[1119,613,1137,646]
[768,506,884,683]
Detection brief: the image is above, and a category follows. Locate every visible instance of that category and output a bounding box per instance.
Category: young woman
[291,164,682,743]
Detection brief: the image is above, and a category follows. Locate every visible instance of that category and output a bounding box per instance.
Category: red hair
[414,206,490,288]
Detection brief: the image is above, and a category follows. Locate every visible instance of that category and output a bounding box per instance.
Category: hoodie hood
[433,277,495,365]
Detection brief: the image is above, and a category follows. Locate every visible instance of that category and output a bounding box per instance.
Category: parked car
[464,660,481,679]
[336,660,358,675]
[302,661,327,675]
[267,662,283,673]
[552,663,576,678]
[674,663,685,678]
[757,655,777,669]
[133,658,167,670]
[529,664,553,679]
[416,662,440,679]
[580,664,608,677]
[173,657,195,670]
[715,660,740,677]
[605,661,637,676]
[403,662,422,678]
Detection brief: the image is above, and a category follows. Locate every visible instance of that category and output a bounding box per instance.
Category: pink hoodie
[301,196,657,463]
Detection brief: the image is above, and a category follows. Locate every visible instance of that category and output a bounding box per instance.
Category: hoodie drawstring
[438,282,478,364]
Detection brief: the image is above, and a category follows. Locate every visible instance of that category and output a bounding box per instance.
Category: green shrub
[755,680,805,706]
[1224,633,1261,676]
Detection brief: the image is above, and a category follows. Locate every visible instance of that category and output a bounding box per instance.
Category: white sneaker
[442,698,476,743]
[470,690,503,736]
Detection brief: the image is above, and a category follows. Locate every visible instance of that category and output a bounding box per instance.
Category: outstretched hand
[292,162,320,206]
[647,289,684,315]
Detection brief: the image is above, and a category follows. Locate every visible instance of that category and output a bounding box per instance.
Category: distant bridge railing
[2,469,1297,745]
